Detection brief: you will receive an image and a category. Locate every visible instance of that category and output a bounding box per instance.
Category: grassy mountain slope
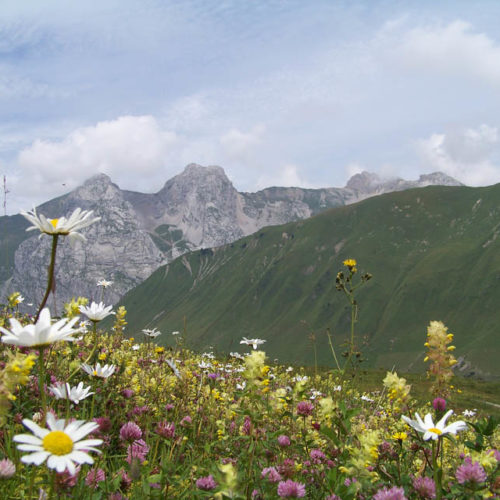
[119,184,500,376]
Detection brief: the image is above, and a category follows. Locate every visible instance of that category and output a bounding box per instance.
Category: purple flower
[119,421,142,442]
[373,486,408,500]
[121,389,134,399]
[296,401,314,416]
[261,466,282,483]
[156,421,175,439]
[309,448,326,462]
[325,496,341,500]
[456,457,487,485]
[0,458,16,478]
[196,474,217,491]
[85,468,106,489]
[126,439,149,464]
[278,435,291,447]
[56,466,80,490]
[93,416,112,433]
[242,416,252,435]
[277,479,306,498]
[412,476,436,499]
[432,398,446,412]
[180,415,192,427]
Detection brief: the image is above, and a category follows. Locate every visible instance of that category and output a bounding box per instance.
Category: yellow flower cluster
[113,306,127,336]
[383,371,411,409]
[341,428,381,480]
[63,297,89,318]
[7,292,24,308]
[343,258,357,272]
[0,351,36,424]
[424,321,457,398]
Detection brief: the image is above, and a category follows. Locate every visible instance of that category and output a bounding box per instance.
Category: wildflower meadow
[0,208,499,499]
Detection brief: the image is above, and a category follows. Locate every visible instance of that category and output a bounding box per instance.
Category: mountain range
[0,164,460,309]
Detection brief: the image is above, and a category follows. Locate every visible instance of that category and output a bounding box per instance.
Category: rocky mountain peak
[345,171,383,191]
[417,172,463,186]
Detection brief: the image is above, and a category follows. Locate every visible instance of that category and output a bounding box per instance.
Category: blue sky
[2,0,500,213]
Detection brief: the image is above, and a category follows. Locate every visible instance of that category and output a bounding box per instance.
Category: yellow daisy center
[93,370,98,376]
[42,430,73,455]
[49,218,59,228]
[429,427,442,435]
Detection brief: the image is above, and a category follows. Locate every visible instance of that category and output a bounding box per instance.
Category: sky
[2,0,500,214]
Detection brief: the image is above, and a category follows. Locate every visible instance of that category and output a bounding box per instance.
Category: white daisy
[0,308,80,347]
[96,279,113,288]
[21,207,100,244]
[13,413,102,475]
[230,352,245,360]
[142,327,162,338]
[81,362,116,378]
[49,382,94,405]
[402,410,467,440]
[79,302,114,322]
[171,331,180,335]
[240,337,266,349]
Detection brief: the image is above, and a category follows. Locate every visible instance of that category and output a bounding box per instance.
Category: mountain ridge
[0,164,462,308]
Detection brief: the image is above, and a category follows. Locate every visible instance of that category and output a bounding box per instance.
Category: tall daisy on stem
[402,409,467,499]
[0,307,81,423]
[21,207,100,321]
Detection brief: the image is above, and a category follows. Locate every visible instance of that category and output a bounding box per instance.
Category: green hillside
[118,184,500,377]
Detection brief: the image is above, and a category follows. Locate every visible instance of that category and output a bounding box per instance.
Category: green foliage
[120,184,500,376]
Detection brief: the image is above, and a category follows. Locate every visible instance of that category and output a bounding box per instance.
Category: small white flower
[236,381,246,391]
[13,413,102,475]
[402,410,467,441]
[198,361,212,370]
[293,375,308,383]
[79,302,114,322]
[230,352,245,360]
[142,327,161,338]
[286,366,294,372]
[240,337,266,349]
[96,279,113,288]
[49,382,94,405]
[333,385,342,392]
[0,308,80,347]
[166,359,181,378]
[81,362,116,378]
[21,207,100,244]
[132,344,140,351]
[310,390,322,400]
[361,395,374,402]
[171,331,180,335]
[462,409,477,418]
[202,352,215,359]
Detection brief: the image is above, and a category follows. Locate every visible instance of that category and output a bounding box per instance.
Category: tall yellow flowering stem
[335,259,372,375]
[35,234,59,322]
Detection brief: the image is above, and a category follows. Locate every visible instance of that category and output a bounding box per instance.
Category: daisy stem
[35,234,59,322]
[49,469,56,498]
[67,321,98,382]
[432,439,443,500]
[38,346,47,425]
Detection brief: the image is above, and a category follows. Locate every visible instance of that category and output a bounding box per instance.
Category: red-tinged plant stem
[35,234,59,322]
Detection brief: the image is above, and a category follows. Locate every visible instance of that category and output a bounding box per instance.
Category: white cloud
[417,124,500,185]
[394,20,500,85]
[256,164,314,189]
[13,115,178,208]
[219,125,265,164]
